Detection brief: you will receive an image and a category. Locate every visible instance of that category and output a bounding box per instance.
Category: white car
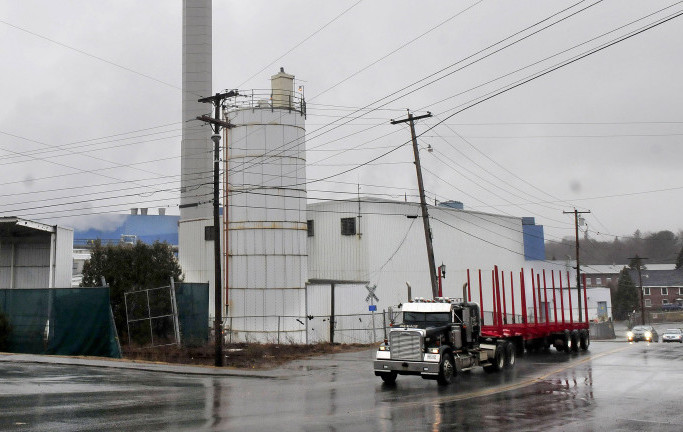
[661,328,683,343]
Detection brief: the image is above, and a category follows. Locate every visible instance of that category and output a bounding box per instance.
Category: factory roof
[72,214,179,247]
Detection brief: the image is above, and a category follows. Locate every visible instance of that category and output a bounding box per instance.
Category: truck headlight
[645,331,652,339]
[627,331,633,338]
[379,345,390,351]
[428,347,439,354]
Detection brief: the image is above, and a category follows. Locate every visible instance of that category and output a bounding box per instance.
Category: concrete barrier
[590,321,616,340]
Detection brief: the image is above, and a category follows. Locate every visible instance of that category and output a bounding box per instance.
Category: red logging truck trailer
[374,266,590,385]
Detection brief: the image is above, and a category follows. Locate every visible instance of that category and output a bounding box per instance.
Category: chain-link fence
[124,285,180,347]
[628,309,683,327]
[221,310,399,344]
[215,304,663,345]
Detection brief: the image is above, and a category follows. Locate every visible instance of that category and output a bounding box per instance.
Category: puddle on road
[427,369,595,431]
[283,364,329,372]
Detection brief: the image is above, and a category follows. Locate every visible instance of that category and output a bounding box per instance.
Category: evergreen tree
[81,240,183,342]
[613,268,639,320]
[676,245,683,270]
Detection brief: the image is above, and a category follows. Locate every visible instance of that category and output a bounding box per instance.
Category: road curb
[0,353,288,379]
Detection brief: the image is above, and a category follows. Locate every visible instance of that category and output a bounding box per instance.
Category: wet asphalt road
[0,340,682,432]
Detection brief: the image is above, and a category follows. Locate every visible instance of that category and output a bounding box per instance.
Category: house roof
[628,269,683,287]
[583,263,676,274]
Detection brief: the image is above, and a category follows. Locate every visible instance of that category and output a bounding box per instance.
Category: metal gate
[124,285,180,347]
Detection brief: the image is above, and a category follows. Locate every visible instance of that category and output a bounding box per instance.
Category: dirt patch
[122,342,373,369]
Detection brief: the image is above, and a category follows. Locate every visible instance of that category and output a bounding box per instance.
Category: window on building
[596,277,602,285]
[679,287,683,296]
[341,217,356,236]
[661,287,668,295]
[643,287,650,296]
[645,299,652,307]
[662,299,670,305]
[606,277,612,284]
[307,220,314,237]
[205,225,215,241]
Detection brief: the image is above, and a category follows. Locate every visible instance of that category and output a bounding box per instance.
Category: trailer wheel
[504,342,516,368]
[483,344,505,373]
[437,354,455,385]
[379,371,397,384]
[570,330,580,352]
[560,331,571,353]
[579,330,590,350]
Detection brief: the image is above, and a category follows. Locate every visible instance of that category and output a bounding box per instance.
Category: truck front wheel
[437,354,455,385]
[483,344,505,373]
[379,371,397,384]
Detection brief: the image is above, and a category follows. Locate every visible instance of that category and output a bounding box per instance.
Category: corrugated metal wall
[305,282,383,344]
[306,199,573,323]
[178,219,216,313]
[306,201,368,282]
[0,225,73,289]
[12,242,50,288]
[53,227,74,288]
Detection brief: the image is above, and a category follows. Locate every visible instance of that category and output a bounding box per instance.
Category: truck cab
[374,297,502,385]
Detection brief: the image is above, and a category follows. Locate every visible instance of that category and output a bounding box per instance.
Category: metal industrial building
[305,199,568,329]
[172,1,573,343]
[0,218,73,289]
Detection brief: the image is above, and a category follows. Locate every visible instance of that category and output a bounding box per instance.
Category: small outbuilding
[0,217,73,288]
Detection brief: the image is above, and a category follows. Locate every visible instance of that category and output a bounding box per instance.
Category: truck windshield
[403,312,450,328]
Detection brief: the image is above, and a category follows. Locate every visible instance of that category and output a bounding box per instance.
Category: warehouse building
[0,217,73,289]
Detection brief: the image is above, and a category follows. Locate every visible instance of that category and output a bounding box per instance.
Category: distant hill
[545,229,682,265]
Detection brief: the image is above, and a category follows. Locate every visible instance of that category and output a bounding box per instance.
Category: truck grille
[390,331,422,361]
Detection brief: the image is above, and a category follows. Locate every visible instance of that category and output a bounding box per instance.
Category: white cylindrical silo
[225,69,307,343]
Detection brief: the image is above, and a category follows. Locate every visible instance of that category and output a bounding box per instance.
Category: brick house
[628,269,683,310]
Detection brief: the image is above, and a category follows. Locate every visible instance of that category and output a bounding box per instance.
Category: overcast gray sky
[1,1,682,245]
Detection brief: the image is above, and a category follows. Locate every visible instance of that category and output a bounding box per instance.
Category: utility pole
[197,90,238,367]
[391,111,438,298]
[563,209,590,322]
[628,255,649,325]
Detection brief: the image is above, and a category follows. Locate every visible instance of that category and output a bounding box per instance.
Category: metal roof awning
[0,217,56,237]
[307,279,370,285]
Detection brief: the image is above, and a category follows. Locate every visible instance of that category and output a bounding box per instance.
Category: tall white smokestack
[180,0,212,219]
[179,1,217,305]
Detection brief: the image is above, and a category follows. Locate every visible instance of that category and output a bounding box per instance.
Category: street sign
[365,284,379,303]
[365,284,379,343]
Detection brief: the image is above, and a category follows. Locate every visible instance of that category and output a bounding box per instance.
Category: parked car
[661,328,683,343]
[627,325,659,342]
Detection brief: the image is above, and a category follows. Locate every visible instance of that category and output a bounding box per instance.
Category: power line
[226,0,603,180]
[0,19,183,92]
[420,7,683,133]
[425,133,568,213]
[0,125,198,165]
[236,1,365,88]
[309,0,485,101]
